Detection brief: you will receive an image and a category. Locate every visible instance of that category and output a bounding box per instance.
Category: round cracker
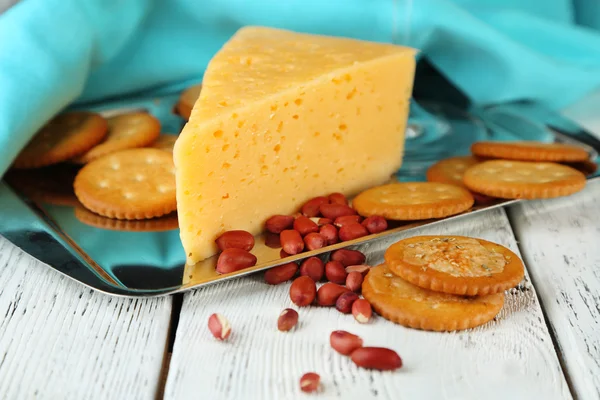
[463,160,586,199]
[384,235,524,296]
[176,83,202,120]
[74,148,176,220]
[150,134,177,153]
[13,112,108,169]
[362,264,505,331]
[426,156,480,188]
[72,112,160,164]
[75,206,178,231]
[352,182,474,220]
[471,141,589,162]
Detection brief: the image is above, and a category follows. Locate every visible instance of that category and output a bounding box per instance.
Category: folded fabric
[1,0,600,177]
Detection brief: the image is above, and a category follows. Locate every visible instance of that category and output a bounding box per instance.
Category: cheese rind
[175,27,416,264]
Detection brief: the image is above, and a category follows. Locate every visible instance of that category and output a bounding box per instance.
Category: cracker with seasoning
[362,264,505,332]
[384,235,524,296]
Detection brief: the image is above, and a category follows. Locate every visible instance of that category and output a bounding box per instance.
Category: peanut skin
[330,249,366,267]
[317,283,350,306]
[216,248,257,274]
[330,330,363,355]
[264,262,298,285]
[265,215,294,233]
[351,347,402,371]
[215,230,255,252]
[290,276,317,307]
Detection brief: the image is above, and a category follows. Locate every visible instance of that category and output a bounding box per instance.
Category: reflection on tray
[5,165,186,292]
[74,207,179,232]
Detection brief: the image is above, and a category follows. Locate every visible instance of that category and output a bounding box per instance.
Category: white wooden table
[1,104,599,400]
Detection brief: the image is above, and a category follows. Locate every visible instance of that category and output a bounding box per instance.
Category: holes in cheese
[174,26,416,264]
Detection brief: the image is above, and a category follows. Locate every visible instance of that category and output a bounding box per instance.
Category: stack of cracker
[361,235,525,332]
[426,141,593,201]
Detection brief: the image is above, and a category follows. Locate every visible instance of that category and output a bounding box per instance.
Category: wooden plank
[0,237,172,400]
[165,208,571,400]
[508,179,600,400]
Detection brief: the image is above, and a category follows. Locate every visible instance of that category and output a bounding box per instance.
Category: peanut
[277,308,299,332]
[280,230,304,255]
[304,232,327,251]
[319,224,339,245]
[299,372,320,393]
[335,292,359,314]
[264,262,298,285]
[352,299,372,323]
[325,261,347,284]
[309,217,327,226]
[290,276,317,307]
[301,196,329,217]
[208,313,231,340]
[299,257,325,281]
[317,283,350,306]
[216,248,257,274]
[333,215,362,227]
[264,231,281,248]
[328,192,348,205]
[330,330,363,355]
[215,230,255,252]
[345,265,371,276]
[346,271,364,292]
[361,215,388,234]
[319,203,357,219]
[330,249,366,267]
[339,223,369,241]
[294,215,319,236]
[318,218,333,225]
[280,249,292,258]
[350,347,402,371]
[265,215,294,234]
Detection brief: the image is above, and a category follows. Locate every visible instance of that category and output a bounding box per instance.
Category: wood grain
[509,179,600,400]
[165,208,571,400]
[0,237,172,400]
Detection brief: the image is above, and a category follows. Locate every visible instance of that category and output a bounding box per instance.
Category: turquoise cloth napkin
[1,0,600,177]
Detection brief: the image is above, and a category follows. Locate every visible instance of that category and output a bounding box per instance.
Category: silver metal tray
[1,97,598,298]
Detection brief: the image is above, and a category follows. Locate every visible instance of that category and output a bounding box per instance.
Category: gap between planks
[156,293,184,400]
[0,237,173,400]
[508,179,600,400]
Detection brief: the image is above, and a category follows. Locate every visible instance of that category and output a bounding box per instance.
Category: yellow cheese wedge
[175,26,417,264]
